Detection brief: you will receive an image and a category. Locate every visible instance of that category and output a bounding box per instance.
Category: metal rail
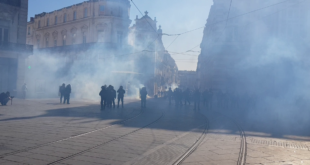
[0,108,143,158]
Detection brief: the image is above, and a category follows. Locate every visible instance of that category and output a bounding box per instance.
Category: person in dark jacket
[111,86,116,108]
[64,84,71,104]
[193,87,201,111]
[184,88,191,105]
[117,86,126,108]
[168,88,173,105]
[99,86,107,110]
[59,83,65,104]
[140,87,147,108]
[0,92,11,106]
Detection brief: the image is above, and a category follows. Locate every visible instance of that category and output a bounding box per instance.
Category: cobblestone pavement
[1,99,309,165]
[181,109,310,165]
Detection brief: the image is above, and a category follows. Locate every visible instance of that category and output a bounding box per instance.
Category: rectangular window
[47,18,49,26]
[0,28,3,41]
[38,21,41,28]
[64,14,67,23]
[45,39,49,47]
[37,39,40,48]
[73,11,77,20]
[84,8,88,18]
[99,5,105,15]
[54,40,57,47]
[4,29,9,42]
[55,16,58,25]
[83,36,86,44]
[28,27,30,35]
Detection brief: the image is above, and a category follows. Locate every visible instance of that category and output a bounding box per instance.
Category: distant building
[130,12,179,96]
[0,0,33,96]
[197,0,310,93]
[26,1,178,97]
[27,0,131,55]
[178,71,196,89]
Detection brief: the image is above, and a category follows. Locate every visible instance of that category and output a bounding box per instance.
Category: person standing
[64,84,71,104]
[168,88,173,105]
[184,88,191,105]
[193,87,201,111]
[99,86,106,110]
[59,83,65,104]
[111,86,116,109]
[140,87,147,108]
[117,86,126,108]
[22,83,27,99]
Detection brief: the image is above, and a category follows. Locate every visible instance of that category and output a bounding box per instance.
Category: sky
[28,0,213,71]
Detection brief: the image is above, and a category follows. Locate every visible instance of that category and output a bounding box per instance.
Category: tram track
[0,108,143,158]
[47,111,164,165]
[172,109,247,165]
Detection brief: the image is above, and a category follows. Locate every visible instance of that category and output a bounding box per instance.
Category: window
[37,39,40,48]
[63,35,66,46]
[47,18,49,26]
[4,29,9,42]
[54,40,57,47]
[83,35,86,44]
[84,8,88,18]
[117,31,123,46]
[28,27,31,35]
[45,38,49,47]
[38,20,41,28]
[55,16,58,25]
[73,11,77,20]
[63,14,67,23]
[72,34,76,44]
[99,5,105,15]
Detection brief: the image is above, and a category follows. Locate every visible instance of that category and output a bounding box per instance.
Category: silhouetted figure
[59,83,66,104]
[64,84,71,104]
[202,89,208,106]
[106,85,113,108]
[168,88,173,105]
[0,92,11,106]
[99,86,107,110]
[140,87,147,108]
[111,86,116,108]
[117,86,126,108]
[193,88,201,111]
[184,88,191,105]
[22,83,27,99]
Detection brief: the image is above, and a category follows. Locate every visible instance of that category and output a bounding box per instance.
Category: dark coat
[117,88,125,98]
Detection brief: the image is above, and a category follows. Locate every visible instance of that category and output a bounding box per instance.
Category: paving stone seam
[0,109,142,158]
[46,111,164,165]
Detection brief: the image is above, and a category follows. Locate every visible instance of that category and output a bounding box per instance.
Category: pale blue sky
[28,0,213,71]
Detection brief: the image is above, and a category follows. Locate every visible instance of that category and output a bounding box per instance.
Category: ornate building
[197,0,310,94]
[0,0,33,96]
[26,1,178,97]
[130,12,179,96]
[27,0,131,53]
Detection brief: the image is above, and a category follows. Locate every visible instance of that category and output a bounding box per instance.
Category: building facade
[197,0,310,93]
[27,0,131,51]
[0,0,32,96]
[130,12,179,96]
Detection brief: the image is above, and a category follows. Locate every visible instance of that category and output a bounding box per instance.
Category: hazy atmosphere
[28,0,213,71]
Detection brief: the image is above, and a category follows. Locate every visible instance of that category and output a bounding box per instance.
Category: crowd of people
[99,85,126,110]
[166,87,255,111]
[0,92,11,106]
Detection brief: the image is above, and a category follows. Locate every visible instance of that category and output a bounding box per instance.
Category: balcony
[0,42,33,54]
